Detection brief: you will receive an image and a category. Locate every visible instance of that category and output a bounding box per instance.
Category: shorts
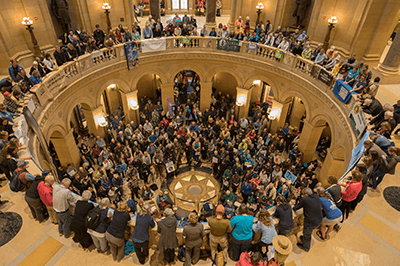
[323,216,341,226]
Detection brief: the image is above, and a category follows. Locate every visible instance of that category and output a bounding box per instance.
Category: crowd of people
[0,11,399,266]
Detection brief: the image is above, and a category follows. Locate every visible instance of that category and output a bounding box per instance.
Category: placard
[217,38,240,52]
[349,102,367,138]
[317,68,334,86]
[116,164,127,172]
[247,42,258,50]
[333,79,353,103]
[44,70,66,94]
[311,65,321,78]
[284,170,297,184]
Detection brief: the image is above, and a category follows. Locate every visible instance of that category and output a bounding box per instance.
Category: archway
[282,96,307,131]
[211,72,238,99]
[173,70,201,106]
[101,84,124,118]
[136,74,163,110]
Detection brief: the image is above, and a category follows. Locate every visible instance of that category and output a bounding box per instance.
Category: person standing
[53,178,78,238]
[273,195,294,236]
[24,172,47,222]
[293,188,322,252]
[106,202,131,262]
[252,209,278,256]
[207,205,232,265]
[37,174,58,224]
[183,212,206,266]
[230,204,254,261]
[88,198,113,253]
[157,208,179,264]
[339,170,362,223]
[132,204,155,265]
[70,190,94,248]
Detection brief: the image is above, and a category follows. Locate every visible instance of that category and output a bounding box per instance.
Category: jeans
[133,240,150,265]
[89,232,108,252]
[372,169,385,189]
[301,224,320,251]
[56,209,72,237]
[231,236,252,261]
[278,228,293,236]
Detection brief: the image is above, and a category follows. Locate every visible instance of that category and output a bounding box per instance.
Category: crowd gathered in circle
[1,9,400,266]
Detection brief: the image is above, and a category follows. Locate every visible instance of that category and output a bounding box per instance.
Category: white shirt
[53,184,77,213]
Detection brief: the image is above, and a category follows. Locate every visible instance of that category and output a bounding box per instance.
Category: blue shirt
[8,65,23,82]
[0,110,19,123]
[241,182,252,195]
[320,197,342,220]
[143,27,153,39]
[29,75,41,85]
[132,213,155,242]
[252,219,277,244]
[230,215,254,240]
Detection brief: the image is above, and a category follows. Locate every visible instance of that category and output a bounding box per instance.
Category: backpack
[9,171,26,192]
[85,206,101,230]
[178,245,186,262]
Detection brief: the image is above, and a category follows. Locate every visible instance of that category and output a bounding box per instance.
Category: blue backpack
[178,245,186,262]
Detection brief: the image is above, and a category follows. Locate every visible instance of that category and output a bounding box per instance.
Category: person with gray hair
[53,177,77,238]
[157,208,179,263]
[70,190,94,248]
[132,203,155,264]
[293,187,323,252]
[88,198,113,253]
[183,212,205,265]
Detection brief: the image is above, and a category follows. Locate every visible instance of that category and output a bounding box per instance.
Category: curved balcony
[27,37,357,182]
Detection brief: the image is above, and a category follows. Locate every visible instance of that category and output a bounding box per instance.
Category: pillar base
[205,22,217,33]
[372,64,400,84]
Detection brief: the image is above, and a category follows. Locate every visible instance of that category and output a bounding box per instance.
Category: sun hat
[272,235,292,255]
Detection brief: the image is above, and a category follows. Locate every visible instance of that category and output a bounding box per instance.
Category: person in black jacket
[362,98,383,117]
[70,190,94,248]
[25,174,47,222]
[93,24,105,48]
[293,187,322,252]
[273,195,294,236]
[88,198,113,253]
[53,46,70,66]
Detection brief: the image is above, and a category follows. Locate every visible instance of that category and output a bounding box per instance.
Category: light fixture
[107,84,116,89]
[256,3,264,10]
[255,3,264,26]
[21,17,41,57]
[95,114,108,127]
[128,98,139,110]
[328,16,338,25]
[102,3,112,33]
[323,16,338,51]
[268,107,281,120]
[253,80,261,85]
[22,17,33,26]
[236,94,247,107]
[102,3,111,10]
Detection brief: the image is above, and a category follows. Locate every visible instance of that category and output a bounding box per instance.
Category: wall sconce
[22,17,41,57]
[323,16,338,51]
[102,3,112,33]
[236,94,247,107]
[255,3,264,26]
[107,84,116,90]
[128,98,139,110]
[95,114,108,127]
[268,107,281,120]
[253,80,261,85]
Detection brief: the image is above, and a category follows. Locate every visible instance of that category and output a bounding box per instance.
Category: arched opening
[70,103,89,137]
[136,74,163,109]
[211,72,238,99]
[315,122,332,161]
[283,96,307,131]
[173,70,201,106]
[101,84,124,118]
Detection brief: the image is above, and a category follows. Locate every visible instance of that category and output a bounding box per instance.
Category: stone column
[228,0,237,31]
[379,28,400,73]
[276,102,290,129]
[236,87,250,119]
[123,90,140,124]
[81,106,105,138]
[206,0,217,31]
[161,83,175,114]
[318,148,345,187]
[297,119,326,162]
[149,0,160,21]
[50,129,80,168]
[200,82,212,112]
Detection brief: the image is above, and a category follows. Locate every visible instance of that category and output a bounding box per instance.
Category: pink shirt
[341,181,362,202]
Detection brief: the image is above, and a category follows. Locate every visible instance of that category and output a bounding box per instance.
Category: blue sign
[248,42,258,50]
[116,164,127,173]
[284,170,297,184]
[338,131,369,182]
[333,79,354,104]
[124,42,139,70]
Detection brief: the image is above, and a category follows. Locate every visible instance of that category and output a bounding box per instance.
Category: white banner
[141,38,166,53]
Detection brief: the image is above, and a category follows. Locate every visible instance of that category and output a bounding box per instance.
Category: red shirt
[341,181,362,202]
[37,181,53,207]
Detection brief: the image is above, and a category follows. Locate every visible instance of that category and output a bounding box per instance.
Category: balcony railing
[32,36,354,119]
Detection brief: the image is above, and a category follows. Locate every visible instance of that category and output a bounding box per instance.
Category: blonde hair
[118,202,129,212]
